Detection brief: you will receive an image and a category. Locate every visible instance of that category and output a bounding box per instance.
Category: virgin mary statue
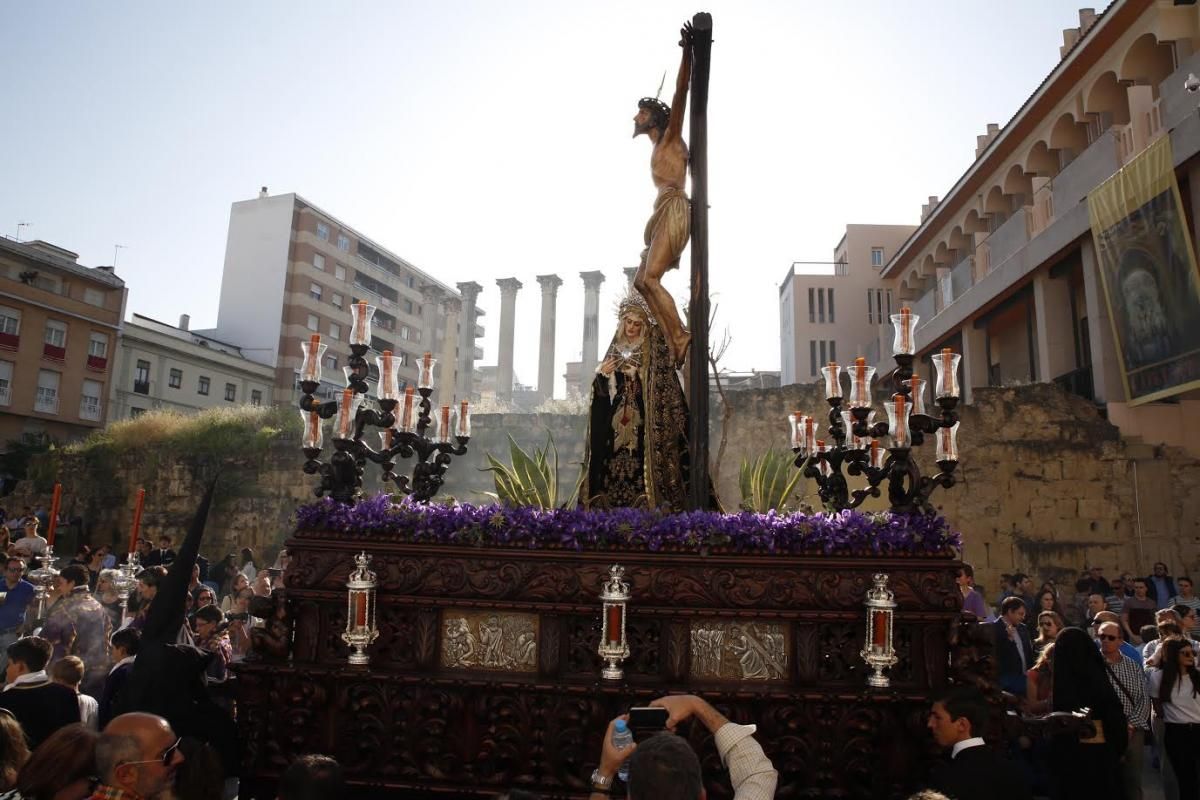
[580,290,697,511]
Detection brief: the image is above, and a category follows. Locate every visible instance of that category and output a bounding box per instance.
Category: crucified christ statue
[632,22,693,368]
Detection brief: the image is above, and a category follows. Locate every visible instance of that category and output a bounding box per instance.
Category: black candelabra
[298,303,470,505]
[791,308,962,515]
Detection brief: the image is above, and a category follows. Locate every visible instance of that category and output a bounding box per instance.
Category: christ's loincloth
[640,187,691,271]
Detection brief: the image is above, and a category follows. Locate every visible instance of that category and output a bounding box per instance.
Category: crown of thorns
[637,97,671,124]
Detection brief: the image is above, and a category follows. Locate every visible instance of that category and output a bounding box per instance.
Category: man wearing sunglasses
[91,712,184,800]
[1097,622,1150,800]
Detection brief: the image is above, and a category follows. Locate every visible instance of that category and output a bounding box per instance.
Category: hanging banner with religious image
[1088,135,1200,404]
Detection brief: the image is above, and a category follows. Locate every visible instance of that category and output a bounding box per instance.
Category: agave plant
[481,432,579,509]
[738,448,806,513]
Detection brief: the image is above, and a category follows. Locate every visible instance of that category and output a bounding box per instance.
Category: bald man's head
[1093,610,1120,626]
[97,713,182,797]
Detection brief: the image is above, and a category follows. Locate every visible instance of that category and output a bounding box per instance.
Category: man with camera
[588,694,777,800]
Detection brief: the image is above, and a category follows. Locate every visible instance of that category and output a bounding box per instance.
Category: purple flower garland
[293,494,961,556]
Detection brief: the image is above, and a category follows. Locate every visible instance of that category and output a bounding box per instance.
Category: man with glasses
[1097,621,1150,800]
[0,558,34,672]
[91,712,184,800]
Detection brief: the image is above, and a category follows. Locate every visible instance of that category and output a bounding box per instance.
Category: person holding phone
[588,693,777,799]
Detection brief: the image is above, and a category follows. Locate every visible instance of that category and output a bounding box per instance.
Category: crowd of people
[954,559,1200,800]
[0,501,311,800]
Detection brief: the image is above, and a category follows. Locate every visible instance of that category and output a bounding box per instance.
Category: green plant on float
[738,448,806,514]
[480,432,580,510]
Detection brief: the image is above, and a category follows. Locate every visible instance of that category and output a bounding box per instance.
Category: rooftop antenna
[113,244,126,267]
[15,222,29,243]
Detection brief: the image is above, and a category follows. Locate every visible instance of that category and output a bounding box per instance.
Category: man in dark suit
[0,635,80,747]
[993,596,1033,695]
[144,535,176,568]
[926,685,1032,800]
[98,626,140,728]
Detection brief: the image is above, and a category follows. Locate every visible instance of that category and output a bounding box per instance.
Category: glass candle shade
[851,410,876,450]
[789,412,806,450]
[891,308,919,356]
[376,351,400,401]
[349,303,376,346]
[301,410,323,450]
[379,428,393,452]
[815,441,832,477]
[933,348,961,399]
[300,335,327,384]
[869,438,886,470]
[397,386,417,433]
[849,360,875,409]
[908,377,928,416]
[418,353,436,390]
[936,421,961,463]
[885,394,911,448]
[436,405,451,443]
[804,417,819,457]
[332,389,364,441]
[821,363,843,400]
[456,400,471,438]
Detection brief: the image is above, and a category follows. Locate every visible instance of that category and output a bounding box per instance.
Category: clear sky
[0,1,1101,396]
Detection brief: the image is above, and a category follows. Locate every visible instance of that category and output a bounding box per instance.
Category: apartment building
[211,190,485,406]
[846,1,1200,455]
[110,314,274,419]
[0,238,126,443]
[780,225,916,385]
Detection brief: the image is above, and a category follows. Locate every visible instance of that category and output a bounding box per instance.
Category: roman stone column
[440,296,462,403]
[456,281,482,400]
[623,267,638,287]
[580,270,606,383]
[536,274,563,401]
[495,278,523,402]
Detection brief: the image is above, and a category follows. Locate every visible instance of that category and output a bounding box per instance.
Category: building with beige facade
[840,1,1200,457]
[110,314,275,419]
[0,238,126,444]
[210,189,485,407]
[780,224,915,385]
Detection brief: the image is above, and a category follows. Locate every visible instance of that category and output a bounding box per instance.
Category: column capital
[623,267,638,285]
[537,274,564,293]
[456,281,483,303]
[420,283,446,303]
[442,296,462,314]
[496,277,524,295]
[580,270,606,291]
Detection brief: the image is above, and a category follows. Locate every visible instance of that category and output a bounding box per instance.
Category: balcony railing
[949,256,973,300]
[79,399,101,421]
[133,380,150,395]
[0,385,9,406]
[34,393,58,414]
[911,290,936,325]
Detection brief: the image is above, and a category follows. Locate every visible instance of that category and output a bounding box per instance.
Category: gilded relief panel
[690,620,788,681]
[441,610,539,673]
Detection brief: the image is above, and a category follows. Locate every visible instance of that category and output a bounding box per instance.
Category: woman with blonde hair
[1034,610,1064,657]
